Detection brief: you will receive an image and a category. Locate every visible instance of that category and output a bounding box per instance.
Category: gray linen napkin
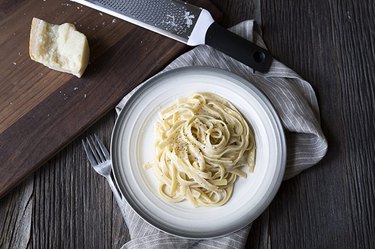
[115,20,328,249]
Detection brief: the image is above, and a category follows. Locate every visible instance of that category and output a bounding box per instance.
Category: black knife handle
[205,22,272,73]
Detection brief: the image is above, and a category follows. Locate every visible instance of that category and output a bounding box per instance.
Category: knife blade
[72,0,272,72]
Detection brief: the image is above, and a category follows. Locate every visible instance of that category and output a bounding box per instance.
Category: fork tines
[82,135,110,166]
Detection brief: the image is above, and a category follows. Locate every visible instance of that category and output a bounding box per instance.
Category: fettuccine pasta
[144,92,256,207]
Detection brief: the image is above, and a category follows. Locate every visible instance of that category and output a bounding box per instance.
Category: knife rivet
[253,51,266,63]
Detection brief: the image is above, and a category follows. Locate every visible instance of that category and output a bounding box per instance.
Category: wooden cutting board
[0,0,221,198]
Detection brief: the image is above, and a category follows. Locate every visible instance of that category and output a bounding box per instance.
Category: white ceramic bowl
[111,66,286,238]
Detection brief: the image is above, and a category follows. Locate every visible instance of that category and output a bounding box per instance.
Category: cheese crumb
[29,17,90,77]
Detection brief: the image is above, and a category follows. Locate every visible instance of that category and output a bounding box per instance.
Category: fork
[82,134,126,218]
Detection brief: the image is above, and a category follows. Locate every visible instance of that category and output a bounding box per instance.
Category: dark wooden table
[1,0,374,248]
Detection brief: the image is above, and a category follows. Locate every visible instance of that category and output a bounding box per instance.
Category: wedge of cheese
[29,17,89,78]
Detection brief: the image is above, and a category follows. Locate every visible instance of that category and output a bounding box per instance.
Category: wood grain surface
[1,0,374,248]
[0,0,221,198]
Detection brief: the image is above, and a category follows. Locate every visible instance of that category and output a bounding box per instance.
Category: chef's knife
[72,0,272,72]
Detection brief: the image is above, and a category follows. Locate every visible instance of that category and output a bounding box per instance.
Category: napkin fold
[115,20,328,249]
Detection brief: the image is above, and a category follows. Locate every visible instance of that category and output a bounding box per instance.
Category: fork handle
[106,176,127,219]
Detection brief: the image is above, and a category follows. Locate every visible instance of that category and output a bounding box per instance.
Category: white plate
[111,66,286,238]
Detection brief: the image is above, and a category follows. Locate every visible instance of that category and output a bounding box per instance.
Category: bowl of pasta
[111,66,286,238]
